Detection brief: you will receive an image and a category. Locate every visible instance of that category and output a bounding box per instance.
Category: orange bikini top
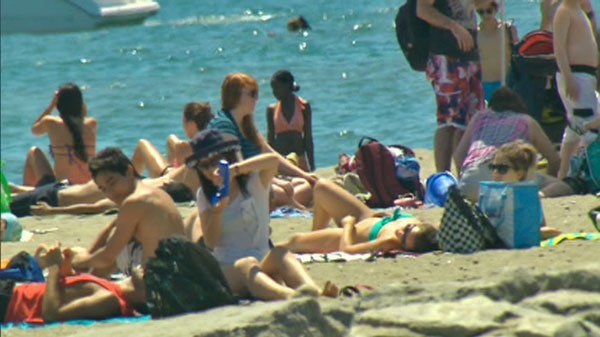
[273,96,306,134]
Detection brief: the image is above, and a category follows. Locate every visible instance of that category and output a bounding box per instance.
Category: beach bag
[513,30,556,77]
[585,139,600,192]
[0,251,44,282]
[144,235,237,318]
[478,181,542,249]
[354,137,424,208]
[437,186,504,254]
[395,0,430,71]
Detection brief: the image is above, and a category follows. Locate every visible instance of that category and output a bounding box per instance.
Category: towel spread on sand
[295,251,418,264]
[1,315,150,330]
[269,207,312,219]
[541,232,600,247]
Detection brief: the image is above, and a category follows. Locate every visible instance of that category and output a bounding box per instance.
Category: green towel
[541,232,600,247]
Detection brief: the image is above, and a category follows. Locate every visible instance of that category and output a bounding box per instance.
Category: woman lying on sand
[277,180,439,254]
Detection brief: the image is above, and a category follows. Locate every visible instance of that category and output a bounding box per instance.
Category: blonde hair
[221,73,258,111]
[493,140,538,180]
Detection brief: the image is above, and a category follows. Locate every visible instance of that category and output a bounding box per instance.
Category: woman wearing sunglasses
[207,72,317,185]
[277,180,439,255]
[489,140,561,238]
[454,86,560,201]
[185,129,337,300]
[475,1,519,101]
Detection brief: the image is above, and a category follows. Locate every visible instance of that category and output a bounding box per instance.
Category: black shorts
[0,279,15,323]
[562,176,589,195]
[9,182,66,217]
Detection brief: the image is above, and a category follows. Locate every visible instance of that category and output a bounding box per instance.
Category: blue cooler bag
[478,181,541,249]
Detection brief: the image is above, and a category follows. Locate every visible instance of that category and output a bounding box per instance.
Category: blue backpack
[0,251,45,282]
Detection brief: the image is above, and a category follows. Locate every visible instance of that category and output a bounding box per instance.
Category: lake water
[0,0,546,183]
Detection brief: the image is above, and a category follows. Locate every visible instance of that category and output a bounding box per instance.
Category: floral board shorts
[426,54,485,129]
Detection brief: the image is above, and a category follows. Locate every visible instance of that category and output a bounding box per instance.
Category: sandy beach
[1,149,599,337]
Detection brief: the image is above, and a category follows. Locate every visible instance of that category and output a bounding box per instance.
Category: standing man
[553,0,599,179]
[417,0,486,173]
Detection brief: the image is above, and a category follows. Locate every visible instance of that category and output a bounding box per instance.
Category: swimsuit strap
[368,208,413,241]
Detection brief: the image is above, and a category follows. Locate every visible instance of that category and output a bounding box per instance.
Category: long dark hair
[56,83,87,162]
[197,150,249,202]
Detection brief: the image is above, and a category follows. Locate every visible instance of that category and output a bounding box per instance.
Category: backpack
[144,235,237,318]
[0,251,45,282]
[395,0,430,72]
[354,137,424,208]
[512,30,556,77]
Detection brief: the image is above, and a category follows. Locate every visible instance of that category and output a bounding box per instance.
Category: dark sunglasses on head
[477,8,495,15]
[488,163,511,174]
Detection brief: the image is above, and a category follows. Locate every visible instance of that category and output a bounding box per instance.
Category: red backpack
[354,137,424,208]
[513,30,556,77]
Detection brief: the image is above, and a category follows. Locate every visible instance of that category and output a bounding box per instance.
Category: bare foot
[320,280,339,298]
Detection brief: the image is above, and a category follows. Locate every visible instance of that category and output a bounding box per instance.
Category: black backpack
[144,235,237,318]
[395,0,430,71]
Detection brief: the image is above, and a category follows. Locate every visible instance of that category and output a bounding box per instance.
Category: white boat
[1,0,160,35]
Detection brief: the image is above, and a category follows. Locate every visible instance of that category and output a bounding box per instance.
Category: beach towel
[540,232,600,247]
[1,315,150,330]
[269,207,312,219]
[294,251,418,264]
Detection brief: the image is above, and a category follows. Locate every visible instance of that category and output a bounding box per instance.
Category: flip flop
[339,284,375,298]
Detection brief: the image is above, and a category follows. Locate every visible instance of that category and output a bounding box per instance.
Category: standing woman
[266,70,314,172]
[24,83,97,186]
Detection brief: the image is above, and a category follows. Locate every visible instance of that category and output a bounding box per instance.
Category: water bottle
[211,160,230,205]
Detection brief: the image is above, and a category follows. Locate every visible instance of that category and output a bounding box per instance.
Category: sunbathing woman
[131,102,213,178]
[266,70,314,172]
[278,180,439,254]
[24,83,97,186]
[187,129,336,300]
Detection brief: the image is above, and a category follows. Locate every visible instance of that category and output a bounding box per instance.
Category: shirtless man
[553,0,600,179]
[70,147,185,276]
[542,0,600,88]
[1,243,146,324]
[9,165,197,217]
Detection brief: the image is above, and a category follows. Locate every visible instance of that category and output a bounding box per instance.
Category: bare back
[43,116,97,184]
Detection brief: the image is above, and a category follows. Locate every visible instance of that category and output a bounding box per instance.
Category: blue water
[1,0,544,183]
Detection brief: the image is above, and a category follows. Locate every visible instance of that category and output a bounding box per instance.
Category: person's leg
[259,247,319,290]
[232,256,295,301]
[23,147,54,186]
[183,209,202,243]
[277,228,343,253]
[131,139,170,178]
[311,180,373,230]
[291,178,313,208]
[166,135,179,165]
[557,138,581,179]
[434,126,454,173]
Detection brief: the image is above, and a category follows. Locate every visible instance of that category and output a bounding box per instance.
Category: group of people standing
[416,0,599,199]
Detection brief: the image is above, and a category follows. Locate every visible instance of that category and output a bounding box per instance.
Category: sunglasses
[476,7,495,15]
[401,224,416,251]
[488,163,512,175]
[243,89,258,99]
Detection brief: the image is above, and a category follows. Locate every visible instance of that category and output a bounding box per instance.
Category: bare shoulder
[85,117,98,128]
